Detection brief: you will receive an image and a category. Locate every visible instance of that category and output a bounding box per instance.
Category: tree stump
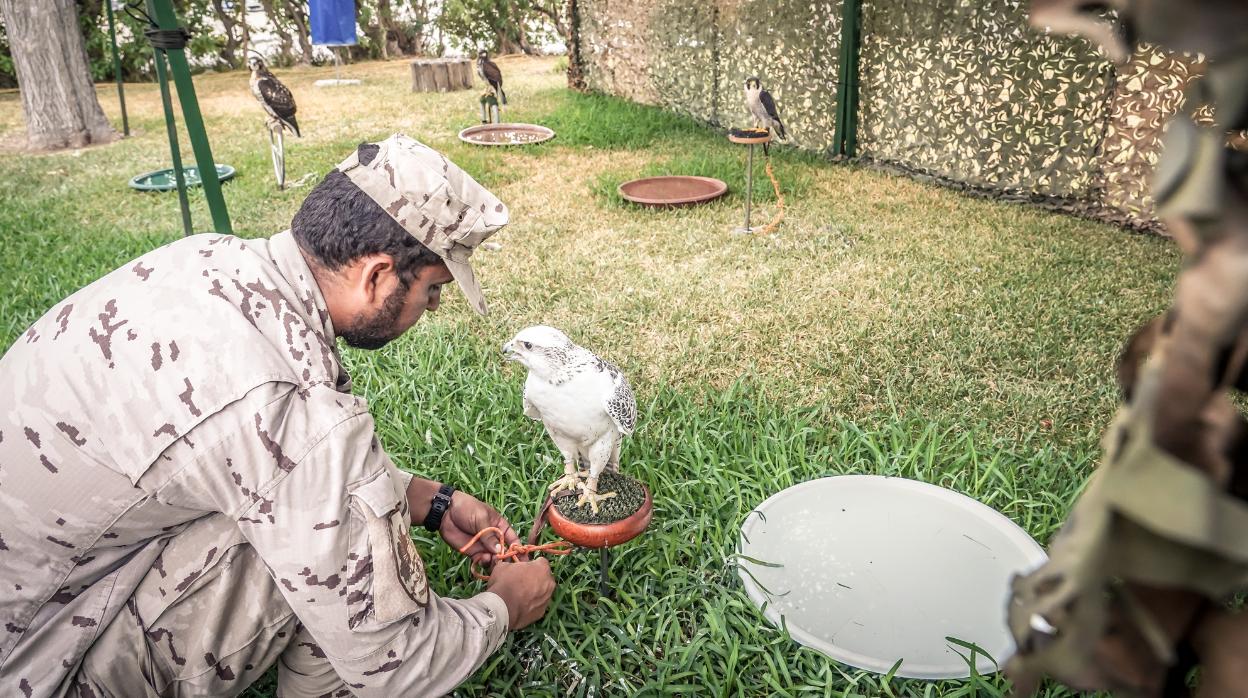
[410,58,473,93]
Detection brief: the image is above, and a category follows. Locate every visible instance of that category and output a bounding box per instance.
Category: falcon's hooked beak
[502,341,517,359]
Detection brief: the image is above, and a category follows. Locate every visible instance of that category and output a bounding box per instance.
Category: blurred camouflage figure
[1008,2,1248,696]
[0,135,556,697]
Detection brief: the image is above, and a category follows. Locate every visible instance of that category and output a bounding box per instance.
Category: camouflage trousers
[71,514,349,697]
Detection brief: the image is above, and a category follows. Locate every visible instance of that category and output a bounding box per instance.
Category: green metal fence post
[105,0,129,136]
[833,0,862,157]
[152,48,193,237]
[146,0,233,235]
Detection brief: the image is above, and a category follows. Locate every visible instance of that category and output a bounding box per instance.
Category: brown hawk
[476,50,507,105]
[247,54,301,137]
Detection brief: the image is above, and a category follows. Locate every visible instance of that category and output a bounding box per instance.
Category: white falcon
[503,326,637,513]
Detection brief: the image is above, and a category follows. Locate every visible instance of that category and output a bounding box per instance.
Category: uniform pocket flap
[348,470,402,519]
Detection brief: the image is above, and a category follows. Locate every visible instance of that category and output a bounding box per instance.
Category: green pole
[843,0,861,157]
[105,0,129,136]
[833,0,862,157]
[146,0,233,235]
[152,49,194,237]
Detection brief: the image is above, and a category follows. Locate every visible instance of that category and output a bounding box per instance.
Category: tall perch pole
[728,130,772,234]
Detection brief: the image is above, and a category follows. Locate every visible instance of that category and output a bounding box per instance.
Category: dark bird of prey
[248,54,300,137]
[476,50,507,105]
[744,76,786,152]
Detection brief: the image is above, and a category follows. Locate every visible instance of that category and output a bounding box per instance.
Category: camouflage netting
[571,0,1207,232]
[577,0,842,152]
[856,0,1114,201]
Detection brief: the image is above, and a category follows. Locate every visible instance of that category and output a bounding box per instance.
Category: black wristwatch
[422,483,456,533]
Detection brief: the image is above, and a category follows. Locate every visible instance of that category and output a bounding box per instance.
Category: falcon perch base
[728,128,772,144]
[549,474,651,549]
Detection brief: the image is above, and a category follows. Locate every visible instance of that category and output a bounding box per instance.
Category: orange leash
[758,157,785,236]
[458,525,574,580]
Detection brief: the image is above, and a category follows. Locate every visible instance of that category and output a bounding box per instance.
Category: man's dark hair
[291,144,442,283]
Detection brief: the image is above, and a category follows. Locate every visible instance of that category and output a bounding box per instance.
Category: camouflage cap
[336,134,508,315]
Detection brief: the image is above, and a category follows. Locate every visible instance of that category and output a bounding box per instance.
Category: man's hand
[439,491,520,566]
[487,558,556,630]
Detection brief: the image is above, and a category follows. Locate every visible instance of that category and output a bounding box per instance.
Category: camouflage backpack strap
[1006,360,1248,694]
[1101,419,1248,596]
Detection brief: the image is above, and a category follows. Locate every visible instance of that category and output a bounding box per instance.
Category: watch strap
[422,483,455,532]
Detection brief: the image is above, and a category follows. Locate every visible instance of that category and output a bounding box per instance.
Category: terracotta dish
[548,485,653,549]
[617,176,728,207]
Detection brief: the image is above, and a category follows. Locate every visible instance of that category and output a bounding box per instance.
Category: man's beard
[339,280,409,350]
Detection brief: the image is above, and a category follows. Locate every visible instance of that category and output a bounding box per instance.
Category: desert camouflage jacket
[0,231,508,696]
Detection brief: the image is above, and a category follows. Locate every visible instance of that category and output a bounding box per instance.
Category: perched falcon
[248,54,300,137]
[504,326,637,513]
[476,50,507,105]
[744,76,787,145]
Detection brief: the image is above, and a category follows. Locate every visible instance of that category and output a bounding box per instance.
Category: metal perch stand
[729,130,786,235]
[267,124,286,190]
[479,94,501,124]
[598,549,612,598]
[728,130,773,234]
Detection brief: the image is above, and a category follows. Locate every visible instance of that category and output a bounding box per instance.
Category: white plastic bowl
[737,475,1046,679]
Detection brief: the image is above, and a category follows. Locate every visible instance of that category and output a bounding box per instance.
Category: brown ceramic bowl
[547,484,653,549]
[458,123,555,146]
[617,176,728,207]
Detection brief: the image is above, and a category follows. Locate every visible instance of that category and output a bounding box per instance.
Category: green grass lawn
[0,56,1177,696]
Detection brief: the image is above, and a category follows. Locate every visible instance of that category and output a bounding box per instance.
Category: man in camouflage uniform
[0,135,556,697]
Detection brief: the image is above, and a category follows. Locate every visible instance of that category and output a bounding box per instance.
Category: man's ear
[356,254,398,306]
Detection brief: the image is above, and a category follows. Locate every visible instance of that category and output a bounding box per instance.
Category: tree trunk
[237,1,252,53]
[566,0,585,90]
[354,0,387,59]
[533,1,569,42]
[410,58,472,92]
[494,28,522,56]
[260,0,295,64]
[409,0,430,54]
[377,0,402,56]
[518,30,536,56]
[210,0,241,67]
[0,0,115,150]
[282,0,315,65]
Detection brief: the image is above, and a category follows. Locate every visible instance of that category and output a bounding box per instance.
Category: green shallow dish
[129,164,236,192]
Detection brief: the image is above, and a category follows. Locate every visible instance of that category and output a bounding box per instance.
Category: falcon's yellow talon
[575,484,616,514]
[548,470,586,495]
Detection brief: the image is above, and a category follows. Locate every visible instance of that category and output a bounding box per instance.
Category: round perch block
[410,58,473,93]
[728,128,773,145]
[548,483,653,549]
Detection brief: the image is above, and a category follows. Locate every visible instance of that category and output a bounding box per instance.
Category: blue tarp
[309,0,357,46]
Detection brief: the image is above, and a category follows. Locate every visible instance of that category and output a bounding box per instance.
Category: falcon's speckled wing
[257,73,300,137]
[598,359,636,436]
